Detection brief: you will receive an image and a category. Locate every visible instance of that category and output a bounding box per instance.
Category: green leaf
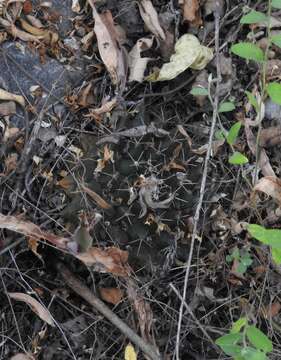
[227,121,242,145]
[219,101,236,113]
[190,87,209,96]
[240,10,268,24]
[267,82,281,105]
[272,247,281,265]
[247,224,281,248]
[226,255,233,262]
[237,262,247,274]
[215,130,225,140]
[245,90,259,112]
[231,43,265,62]
[246,326,273,352]
[216,333,243,356]
[272,0,281,9]
[241,347,267,360]
[271,34,281,48]
[231,317,247,334]
[229,152,249,165]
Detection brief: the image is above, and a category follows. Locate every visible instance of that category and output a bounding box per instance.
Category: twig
[56,262,161,360]
[169,284,220,353]
[174,3,222,359]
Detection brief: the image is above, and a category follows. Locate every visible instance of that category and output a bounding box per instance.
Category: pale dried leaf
[262,302,281,319]
[26,14,44,28]
[81,184,111,209]
[129,37,153,82]
[8,292,54,326]
[138,0,166,41]
[10,354,34,360]
[0,101,16,116]
[253,176,281,205]
[76,247,130,276]
[0,88,25,107]
[259,126,281,147]
[86,98,117,121]
[0,213,69,249]
[99,287,123,304]
[156,34,213,81]
[4,153,18,174]
[72,0,80,13]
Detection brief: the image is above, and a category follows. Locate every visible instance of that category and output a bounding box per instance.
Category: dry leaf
[259,126,281,148]
[4,153,18,174]
[81,183,111,209]
[99,287,123,304]
[28,237,43,261]
[0,101,16,116]
[57,176,73,190]
[154,34,213,81]
[94,144,114,173]
[138,0,166,41]
[10,354,34,360]
[262,302,281,319]
[77,83,93,107]
[72,0,80,13]
[86,98,117,121]
[253,176,281,205]
[179,0,202,26]
[125,343,137,360]
[129,37,153,82]
[0,213,69,249]
[245,120,275,177]
[8,292,54,326]
[0,88,25,107]
[88,1,126,85]
[76,246,130,276]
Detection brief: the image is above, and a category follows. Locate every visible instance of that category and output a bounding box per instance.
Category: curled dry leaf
[0,213,69,249]
[253,176,281,205]
[81,183,111,209]
[86,97,117,121]
[129,37,153,82]
[138,0,166,41]
[88,1,126,86]
[76,247,130,276]
[245,120,275,177]
[154,34,213,81]
[179,0,202,26]
[99,287,123,305]
[8,292,54,326]
[259,126,281,147]
[0,88,25,107]
[94,144,114,173]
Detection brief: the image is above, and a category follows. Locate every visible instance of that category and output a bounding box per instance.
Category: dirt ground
[1,0,281,359]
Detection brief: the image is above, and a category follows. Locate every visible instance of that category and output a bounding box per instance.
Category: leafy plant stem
[254,0,272,184]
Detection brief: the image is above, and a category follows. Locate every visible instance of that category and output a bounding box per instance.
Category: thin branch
[56,262,161,360]
[174,3,222,359]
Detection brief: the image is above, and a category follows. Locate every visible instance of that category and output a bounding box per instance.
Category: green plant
[226,247,253,274]
[248,224,281,264]
[216,317,273,359]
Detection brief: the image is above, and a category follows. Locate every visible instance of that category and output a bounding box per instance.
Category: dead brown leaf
[0,213,69,249]
[94,144,114,173]
[179,0,202,26]
[76,247,130,276]
[99,287,123,304]
[77,83,93,107]
[253,176,281,205]
[259,126,281,148]
[262,302,281,319]
[88,1,126,86]
[86,98,117,122]
[8,292,54,326]
[138,0,166,41]
[4,153,18,174]
[28,237,43,261]
[245,120,275,177]
[81,183,111,209]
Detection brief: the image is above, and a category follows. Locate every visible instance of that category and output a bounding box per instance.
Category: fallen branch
[56,262,160,360]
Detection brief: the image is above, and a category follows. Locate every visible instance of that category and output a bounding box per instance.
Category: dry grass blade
[8,292,55,326]
[0,213,69,249]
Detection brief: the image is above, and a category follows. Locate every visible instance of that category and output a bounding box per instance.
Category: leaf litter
[2,0,281,359]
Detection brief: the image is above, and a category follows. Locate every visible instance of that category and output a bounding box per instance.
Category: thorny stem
[174,3,221,359]
[254,0,272,184]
